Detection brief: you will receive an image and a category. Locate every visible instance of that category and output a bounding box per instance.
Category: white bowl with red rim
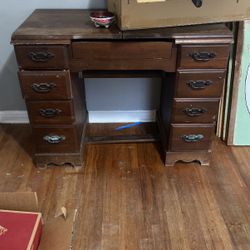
[90,11,115,28]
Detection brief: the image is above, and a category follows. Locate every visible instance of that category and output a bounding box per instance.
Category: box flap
[0,192,39,212]
[39,210,77,250]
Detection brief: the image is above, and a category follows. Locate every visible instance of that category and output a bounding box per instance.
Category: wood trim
[226,22,244,145]
[11,40,71,45]
[175,38,234,45]
[165,150,211,167]
[85,134,159,144]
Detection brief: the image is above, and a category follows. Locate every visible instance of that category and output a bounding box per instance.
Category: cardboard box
[108,0,250,30]
[0,192,76,250]
[0,210,42,250]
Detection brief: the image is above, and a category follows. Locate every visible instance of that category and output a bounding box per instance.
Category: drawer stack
[15,45,87,167]
[165,44,230,166]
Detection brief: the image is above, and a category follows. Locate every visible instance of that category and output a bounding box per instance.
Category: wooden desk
[11,9,233,167]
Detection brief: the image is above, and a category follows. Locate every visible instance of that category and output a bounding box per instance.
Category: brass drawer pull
[187,80,213,89]
[183,107,207,117]
[182,134,204,142]
[190,52,216,62]
[28,51,55,62]
[43,135,66,144]
[39,108,62,118]
[31,83,56,93]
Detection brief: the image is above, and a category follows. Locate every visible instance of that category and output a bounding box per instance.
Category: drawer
[169,124,214,151]
[27,100,75,124]
[33,126,81,153]
[15,45,69,69]
[71,41,176,71]
[175,70,226,98]
[18,71,72,100]
[179,45,230,69]
[171,98,219,123]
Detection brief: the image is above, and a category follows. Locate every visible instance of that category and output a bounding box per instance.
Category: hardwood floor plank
[0,124,250,250]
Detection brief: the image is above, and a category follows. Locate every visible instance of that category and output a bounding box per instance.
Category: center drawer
[71,41,176,71]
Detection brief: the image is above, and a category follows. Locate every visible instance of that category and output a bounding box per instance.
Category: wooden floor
[0,124,250,250]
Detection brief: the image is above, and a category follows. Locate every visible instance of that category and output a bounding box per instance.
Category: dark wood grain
[165,150,211,166]
[32,72,87,167]
[171,98,220,123]
[11,10,233,43]
[85,134,158,144]
[72,41,173,59]
[169,123,214,151]
[69,47,177,72]
[15,45,69,70]
[11,9,122,42]
[26,100,75,124]
[175,69,226,98]
[18,70,72,100]
[11,9,233,167]
[1,124,250,249]
[179,45,231,69]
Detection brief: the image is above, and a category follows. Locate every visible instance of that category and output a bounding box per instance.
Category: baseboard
[0,111,29,124]
[88,110,156,123]
[0,110,156,124]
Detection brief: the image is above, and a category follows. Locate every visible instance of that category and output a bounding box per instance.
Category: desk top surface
[12,9,233,43]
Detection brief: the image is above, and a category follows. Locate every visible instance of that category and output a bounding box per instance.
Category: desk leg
[158,72,211,167]
[34,72,88,168]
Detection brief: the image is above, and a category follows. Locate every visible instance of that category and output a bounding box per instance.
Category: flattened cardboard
[38,211,76,250]
[0,192,39,212]
[0,192,76,250]
[108,0,250,30]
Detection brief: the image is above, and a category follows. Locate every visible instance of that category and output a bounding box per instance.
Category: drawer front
[27,101,75,124]
[172,98,219,123]
[18,71,72,100]
[175,70,226,98]
[15,45,69,69]
[71,41,176,71]
[169,124,214,151]
[179,45,230,69]
[33,126,80,153]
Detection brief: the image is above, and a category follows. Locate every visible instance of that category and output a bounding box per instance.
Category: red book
[0,210,42,250]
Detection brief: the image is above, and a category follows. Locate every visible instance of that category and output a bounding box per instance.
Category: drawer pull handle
[28,51,55,62]
[192,0,203,8]
[187,80,213,89]
[190,52,216,62]
[182,134,204,142]
[39,108,62,118]
[183,107,207,117]
[31,83,56,93]
[43,135,65,144]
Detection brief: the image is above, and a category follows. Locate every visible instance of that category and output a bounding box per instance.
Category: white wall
[0,0,161,115]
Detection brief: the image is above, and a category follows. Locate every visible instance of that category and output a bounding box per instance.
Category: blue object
[115,122,142,131]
